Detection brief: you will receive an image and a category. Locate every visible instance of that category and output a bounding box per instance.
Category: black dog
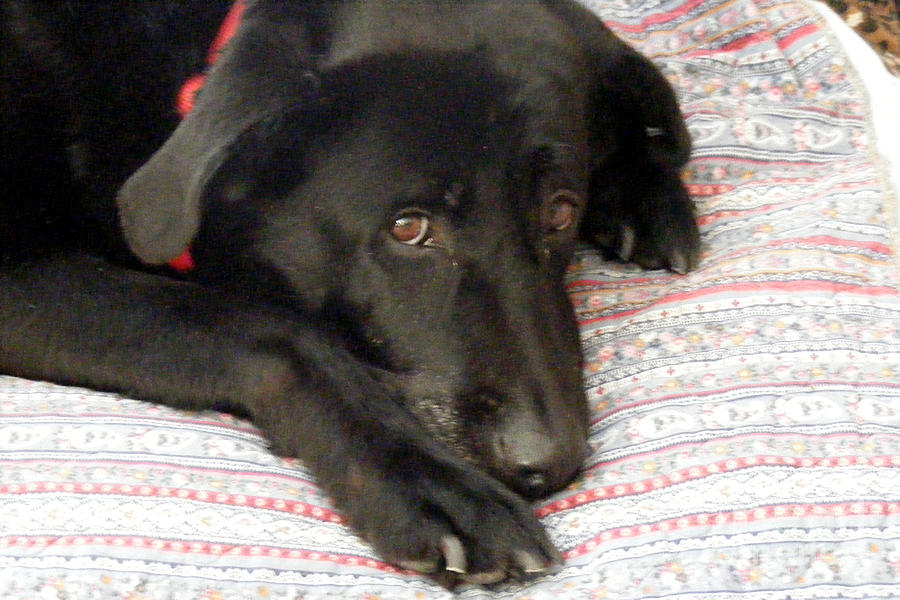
[0,0,699,585]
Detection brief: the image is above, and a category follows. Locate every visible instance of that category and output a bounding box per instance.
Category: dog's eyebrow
[397,181,466,213]
[443,182,465,208]
[531,143,578,172]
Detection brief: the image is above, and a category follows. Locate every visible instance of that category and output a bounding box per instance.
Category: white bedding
[808,1,900,221]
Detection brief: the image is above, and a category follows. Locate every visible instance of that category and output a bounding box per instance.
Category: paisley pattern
[2,1,900,598]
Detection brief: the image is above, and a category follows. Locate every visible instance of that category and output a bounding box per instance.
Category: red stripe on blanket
[563,501,900,558]
[0,481,344,524]
[717,30,773,52]
[589,431,900,469]
[777,22,821,49]
[574,280,899,325]
[0,458,316,487]
[590,382,900,427]
[536,456,900,518]
[601,0,711,32]
[0,535,401,572]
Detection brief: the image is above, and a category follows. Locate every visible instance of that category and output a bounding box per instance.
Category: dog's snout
[503,445,584,498]
[493,424,587,499]
[514,466,551,498]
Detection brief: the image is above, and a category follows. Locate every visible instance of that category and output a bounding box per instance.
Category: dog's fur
[0,0,699,585]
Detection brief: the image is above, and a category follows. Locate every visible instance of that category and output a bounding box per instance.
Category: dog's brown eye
[391,213,431,245]
[544,190,580,232]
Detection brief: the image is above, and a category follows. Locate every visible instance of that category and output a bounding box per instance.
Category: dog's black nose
[501,439,588,499]
[484,398,591,497]
[514,466,552,498]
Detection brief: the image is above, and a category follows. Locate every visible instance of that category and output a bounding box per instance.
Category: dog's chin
[420,428,584,500]
[369,364,588,499]
[483,438,588,500]
[421,406,587,500]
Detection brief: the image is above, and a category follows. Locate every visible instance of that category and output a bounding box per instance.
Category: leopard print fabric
[825,0,900,76]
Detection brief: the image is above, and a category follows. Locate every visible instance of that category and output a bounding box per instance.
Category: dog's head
[117,0,690,498]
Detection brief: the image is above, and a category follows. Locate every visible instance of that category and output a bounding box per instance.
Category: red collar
[175,0,247,119]
[168,0,247,272]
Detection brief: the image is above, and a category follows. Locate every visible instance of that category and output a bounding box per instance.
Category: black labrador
[0,0,699,585]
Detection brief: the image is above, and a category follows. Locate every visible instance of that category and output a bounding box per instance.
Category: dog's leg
[0,255,559,585]
[549,2,700,272]
[583,152,700,274]
[580,44,701,274]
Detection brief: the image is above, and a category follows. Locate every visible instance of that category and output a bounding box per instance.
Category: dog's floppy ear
[117,9,320,264]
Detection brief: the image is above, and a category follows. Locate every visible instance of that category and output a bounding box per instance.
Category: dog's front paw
[583,166,700,273]
[342,457,561,586]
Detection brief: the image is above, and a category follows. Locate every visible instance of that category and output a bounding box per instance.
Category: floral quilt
[2,0,900,598]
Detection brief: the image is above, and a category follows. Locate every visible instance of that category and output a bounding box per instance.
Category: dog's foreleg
[0,254,559,585]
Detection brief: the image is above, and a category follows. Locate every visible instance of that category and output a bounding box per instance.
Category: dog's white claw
[617,225,636,261]
[397,558,440,574]
[462,569,507,585]
[440,535,467,574]
[514,549,549,574]
[669,249,690,275]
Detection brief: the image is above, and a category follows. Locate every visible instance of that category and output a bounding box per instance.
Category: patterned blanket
[2,1,900,598]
